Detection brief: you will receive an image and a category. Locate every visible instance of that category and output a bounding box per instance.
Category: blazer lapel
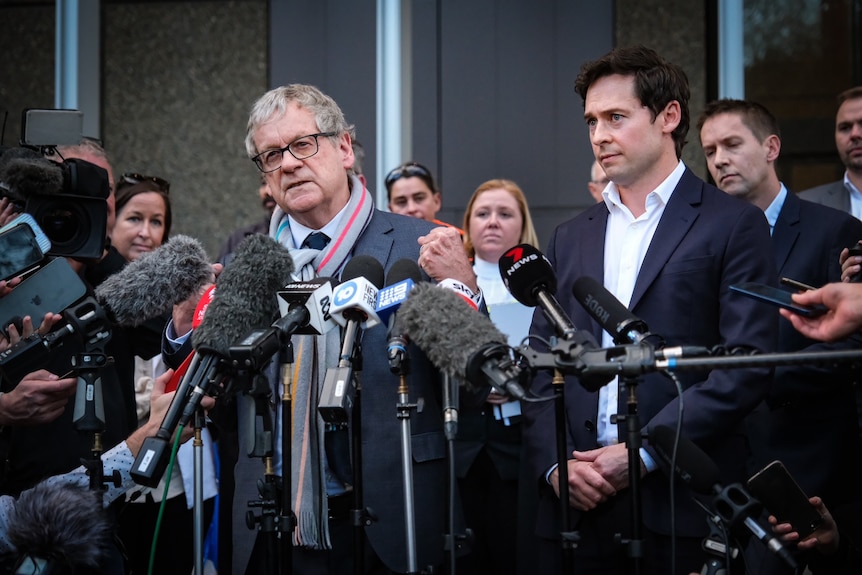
[354,211,395,266]
[582,205,610,342]
[629,169,701,310]
[771,192,800,274]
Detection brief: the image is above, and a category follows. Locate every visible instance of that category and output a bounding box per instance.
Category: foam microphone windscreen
[191,234,294,355]
[0,154,64,201]
[95,235,214,327]
[8,480,111,570]
[650,424,721,495]
[397,282,508,379]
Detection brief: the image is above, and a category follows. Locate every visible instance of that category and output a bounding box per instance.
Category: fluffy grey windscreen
[396,282,507,378]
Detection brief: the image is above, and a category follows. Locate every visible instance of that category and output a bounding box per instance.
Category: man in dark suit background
[799,86,862,219]
[522,46,778,575]
[698,98,862,574]
[233,84,475,574]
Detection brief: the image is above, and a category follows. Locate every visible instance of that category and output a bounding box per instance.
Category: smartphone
[747,460,823,538]
[730,282,827,317]
[0,257,87,336]
[779,277,817,292]
[0,223,45,282]
[0,212,52,254]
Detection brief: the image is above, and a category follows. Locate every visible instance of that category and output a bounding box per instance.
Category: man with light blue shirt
[798,87,862,220]
[699,98,862,575]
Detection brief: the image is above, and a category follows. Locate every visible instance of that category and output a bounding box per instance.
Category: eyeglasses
[252,132,337,173]
[384,162,433,188]
[119,173,171,194]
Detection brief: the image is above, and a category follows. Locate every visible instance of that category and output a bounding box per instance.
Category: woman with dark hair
[111,174,172,261]
[111,172,217,575]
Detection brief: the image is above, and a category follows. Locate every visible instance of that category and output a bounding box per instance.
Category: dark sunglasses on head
[384,163,433,187]
[120,172,170,194]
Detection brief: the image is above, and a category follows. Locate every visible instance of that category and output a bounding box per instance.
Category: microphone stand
[551,368,578,575]
[193,408,206,575]
[391,348,419,574]
[243,369,281,574]
[440,373,467,575]
[613,373,643,575]
[279,341,296,574]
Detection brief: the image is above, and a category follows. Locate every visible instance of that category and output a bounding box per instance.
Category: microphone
[572,276,650,345]
[498,243,578,340]
[0,153,64,204]
[571,277,717,362]
[397,282,529,400]
[319,255,385,423]
[329,255,384,330]
[8,480,111,572]
[230,278,340,371]
[94,234,214,327]
[131,234,293,487]
[377,259,423,372]
[276,277,339,335]
[649,425,798,570]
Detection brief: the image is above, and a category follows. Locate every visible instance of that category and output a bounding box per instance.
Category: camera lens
[38,204,81,245]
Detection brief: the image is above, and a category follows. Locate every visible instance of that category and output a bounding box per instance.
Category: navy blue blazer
[233,210,458,573]
[748,192,862,524]
[523,168,779,539]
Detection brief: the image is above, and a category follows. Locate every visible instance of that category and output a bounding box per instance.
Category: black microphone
[131,234,293,487]
[319,255,385,423]
[8,480,111,572]
[572,277,717,361]
[94,234,214,327]
[378,258,423,371]
[499,243,578,340]
[230,277,339,371]
[397,282,528,400]
[572,275,651,345]
[650,424,798,570]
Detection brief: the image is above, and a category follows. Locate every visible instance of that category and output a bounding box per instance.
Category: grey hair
[245,84,355,158]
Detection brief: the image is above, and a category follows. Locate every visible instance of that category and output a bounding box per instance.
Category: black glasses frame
[252,131,337,173]
[119,172,171,194]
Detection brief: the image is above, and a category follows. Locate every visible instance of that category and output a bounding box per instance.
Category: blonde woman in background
[457,178,540,575]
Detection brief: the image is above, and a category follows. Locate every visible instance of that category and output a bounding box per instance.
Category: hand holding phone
[747,460,823,538]
[730,282,828,317]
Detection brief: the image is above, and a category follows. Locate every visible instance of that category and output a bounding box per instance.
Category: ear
[339,132,355,170]
[432,192,442,214]
[661,100,682,135]
[764,134,781,163]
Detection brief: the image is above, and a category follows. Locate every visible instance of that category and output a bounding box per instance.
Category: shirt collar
[602,160,685,216]
[763,183,788,234]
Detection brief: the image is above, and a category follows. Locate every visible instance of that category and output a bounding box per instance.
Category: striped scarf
[270,176,373,548]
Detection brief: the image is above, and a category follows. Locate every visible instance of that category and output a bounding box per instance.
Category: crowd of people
[0,44,861,575]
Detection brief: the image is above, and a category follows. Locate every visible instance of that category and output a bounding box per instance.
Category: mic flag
[276,277,338,335]
[499,243,578,340]
[330,255,384,329]
[376,258,423,326]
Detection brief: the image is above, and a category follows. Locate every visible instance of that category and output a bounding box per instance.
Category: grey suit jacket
[798,180,850,213]
[233,209,458,573]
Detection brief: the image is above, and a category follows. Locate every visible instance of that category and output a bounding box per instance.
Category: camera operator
[0,144,159,502]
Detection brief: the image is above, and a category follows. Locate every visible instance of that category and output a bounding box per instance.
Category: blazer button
[584,420,595,432]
